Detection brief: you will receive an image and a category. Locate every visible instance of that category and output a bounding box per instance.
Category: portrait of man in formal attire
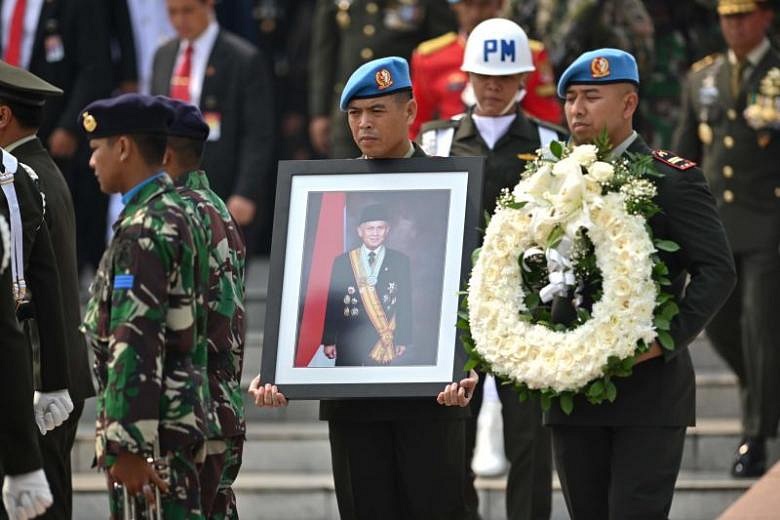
[320,203,413,367]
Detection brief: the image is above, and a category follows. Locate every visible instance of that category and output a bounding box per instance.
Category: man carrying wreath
[547,49,736,518]
[321,203,413,367]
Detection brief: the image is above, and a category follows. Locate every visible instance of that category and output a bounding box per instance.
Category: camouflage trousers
[199,436,245,519]
[108,448,204,519]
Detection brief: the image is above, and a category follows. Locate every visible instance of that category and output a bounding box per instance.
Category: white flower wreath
[463,140,678,410]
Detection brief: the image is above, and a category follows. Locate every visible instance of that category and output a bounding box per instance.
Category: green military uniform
[420,106,564,520]
[176,170,247,520]
[82,172,209,519]
[673,41,780,441]
[309,0,456,158]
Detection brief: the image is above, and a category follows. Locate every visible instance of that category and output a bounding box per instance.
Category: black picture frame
[261,156,485,399]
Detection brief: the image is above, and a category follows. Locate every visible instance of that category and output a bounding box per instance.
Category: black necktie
[368,251,376,267]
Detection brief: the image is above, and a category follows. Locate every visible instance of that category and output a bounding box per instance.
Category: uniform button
[728,109,737,120]
[775,187,780,198]
[366,2,379,14]
[363,24,376,36]
[361,47,374,60]
[723,190,734,203]
[723,135,735,148]
[723,165,734,178]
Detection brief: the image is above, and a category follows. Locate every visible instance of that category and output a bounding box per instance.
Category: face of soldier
[564,84,638,146]
[88,138,124,195]
[452,0,504,35]
[720,9,774,58]
[357,220,390,250]
[167,0,214,40]
[347,93,417,158]
[470,72,527,117]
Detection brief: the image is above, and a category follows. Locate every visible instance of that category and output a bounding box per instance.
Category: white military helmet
[461,18,535,76]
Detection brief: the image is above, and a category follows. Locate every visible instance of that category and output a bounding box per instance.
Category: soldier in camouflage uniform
[79,94,210,519]
[160,97,247,520]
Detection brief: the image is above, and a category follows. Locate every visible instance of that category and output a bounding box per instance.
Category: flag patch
[113,274,134,289]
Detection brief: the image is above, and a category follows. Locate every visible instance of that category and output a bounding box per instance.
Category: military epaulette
[691,53,721,74]
[652,150,696,170]
[529,39,545,53]
[416,32,458,56]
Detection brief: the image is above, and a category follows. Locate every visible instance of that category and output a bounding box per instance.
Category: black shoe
[731,437,766,478]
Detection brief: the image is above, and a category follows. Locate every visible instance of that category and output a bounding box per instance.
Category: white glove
[32,389,73,435]
[2,469,53,520]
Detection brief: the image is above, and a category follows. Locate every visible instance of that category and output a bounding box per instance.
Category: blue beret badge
[375,68,393,90]
[591,57,610,79]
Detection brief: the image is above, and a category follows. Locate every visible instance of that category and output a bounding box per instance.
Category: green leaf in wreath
[540,392,552,411]
[550,140,563,159]
[471,247,482,266]
[559,393,574,415]
[524,292,541,310]
[463,358,479,372]
[654,316,670,331]
[661,301,680,320]
[657,330,675,351]
[587,380,605,399]
[506,201,527,210]
[654,239,680,252]
[606,380,617,402]
[546,226,565,249]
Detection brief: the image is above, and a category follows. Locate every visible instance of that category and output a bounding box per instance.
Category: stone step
[70,470,754,520]
[71,419,780,474]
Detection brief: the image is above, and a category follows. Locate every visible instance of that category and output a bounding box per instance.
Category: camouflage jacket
[81,173,209,467]
[177,170,247,439]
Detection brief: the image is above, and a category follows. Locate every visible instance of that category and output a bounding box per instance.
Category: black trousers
[705,251,780,437]
[551,424,686,520]
[464,373,552,520]
[0,400,84,520]
[328,418,466,520]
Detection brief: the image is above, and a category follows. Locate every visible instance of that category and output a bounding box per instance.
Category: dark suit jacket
[673,48,780,253]
[0,263,42,476]
[547,137,736,427]
[322,248,413,366]
[0,0,113,142]
[150,29,275,202]
[0,155,69,392]
[12,137,94,401]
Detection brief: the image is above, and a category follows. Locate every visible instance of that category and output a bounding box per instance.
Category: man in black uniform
[419,17,561,520]
[321,203,413,367]
[308,0,457,159]
[548,48,736,519]
[0,61,94,520]
[252,56,478,520]
[0,215,53,520]
[673,0,780,478]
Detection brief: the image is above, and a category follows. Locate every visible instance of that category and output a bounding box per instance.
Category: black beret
[79,94,174,139]
[0,60,62,107]
[359,203,390,224]
[156,96,210,141]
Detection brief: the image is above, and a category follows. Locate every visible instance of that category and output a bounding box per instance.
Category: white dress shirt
[1,0,44,69]
[170,19,219,106]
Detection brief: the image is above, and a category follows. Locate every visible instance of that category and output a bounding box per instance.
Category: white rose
[587,161,615,183]
[516,164,553,201]
[570,144,598,167]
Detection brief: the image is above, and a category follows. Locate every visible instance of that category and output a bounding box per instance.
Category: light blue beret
[339,56,413,111]
[556,48,640,98]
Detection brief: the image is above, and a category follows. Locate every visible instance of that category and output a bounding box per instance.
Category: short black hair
[393,89,413,105]
[167,135,204,169]
[0,97,43,130]
[109,134,168,166]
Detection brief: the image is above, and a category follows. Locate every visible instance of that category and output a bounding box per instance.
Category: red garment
[410,33,562,138]
[4,0,27,66]
[169,43,193,102]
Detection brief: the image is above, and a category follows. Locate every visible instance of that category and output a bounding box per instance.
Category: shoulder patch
[416,32,458,56]
[529,39,544,53]
[652,150,696,170]
[691,53,720,73]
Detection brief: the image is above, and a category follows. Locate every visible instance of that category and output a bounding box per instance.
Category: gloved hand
[32,389,73,435]
[2,469,53,520]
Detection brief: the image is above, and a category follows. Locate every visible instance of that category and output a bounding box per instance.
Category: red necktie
[4,0,27,67]
[170,43,193,102]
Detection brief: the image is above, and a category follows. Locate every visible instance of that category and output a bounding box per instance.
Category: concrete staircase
[71,258,776,519]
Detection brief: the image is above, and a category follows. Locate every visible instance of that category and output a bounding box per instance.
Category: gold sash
[348,249,397,364]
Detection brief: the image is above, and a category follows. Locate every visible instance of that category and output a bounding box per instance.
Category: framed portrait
[261,156,485,399]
